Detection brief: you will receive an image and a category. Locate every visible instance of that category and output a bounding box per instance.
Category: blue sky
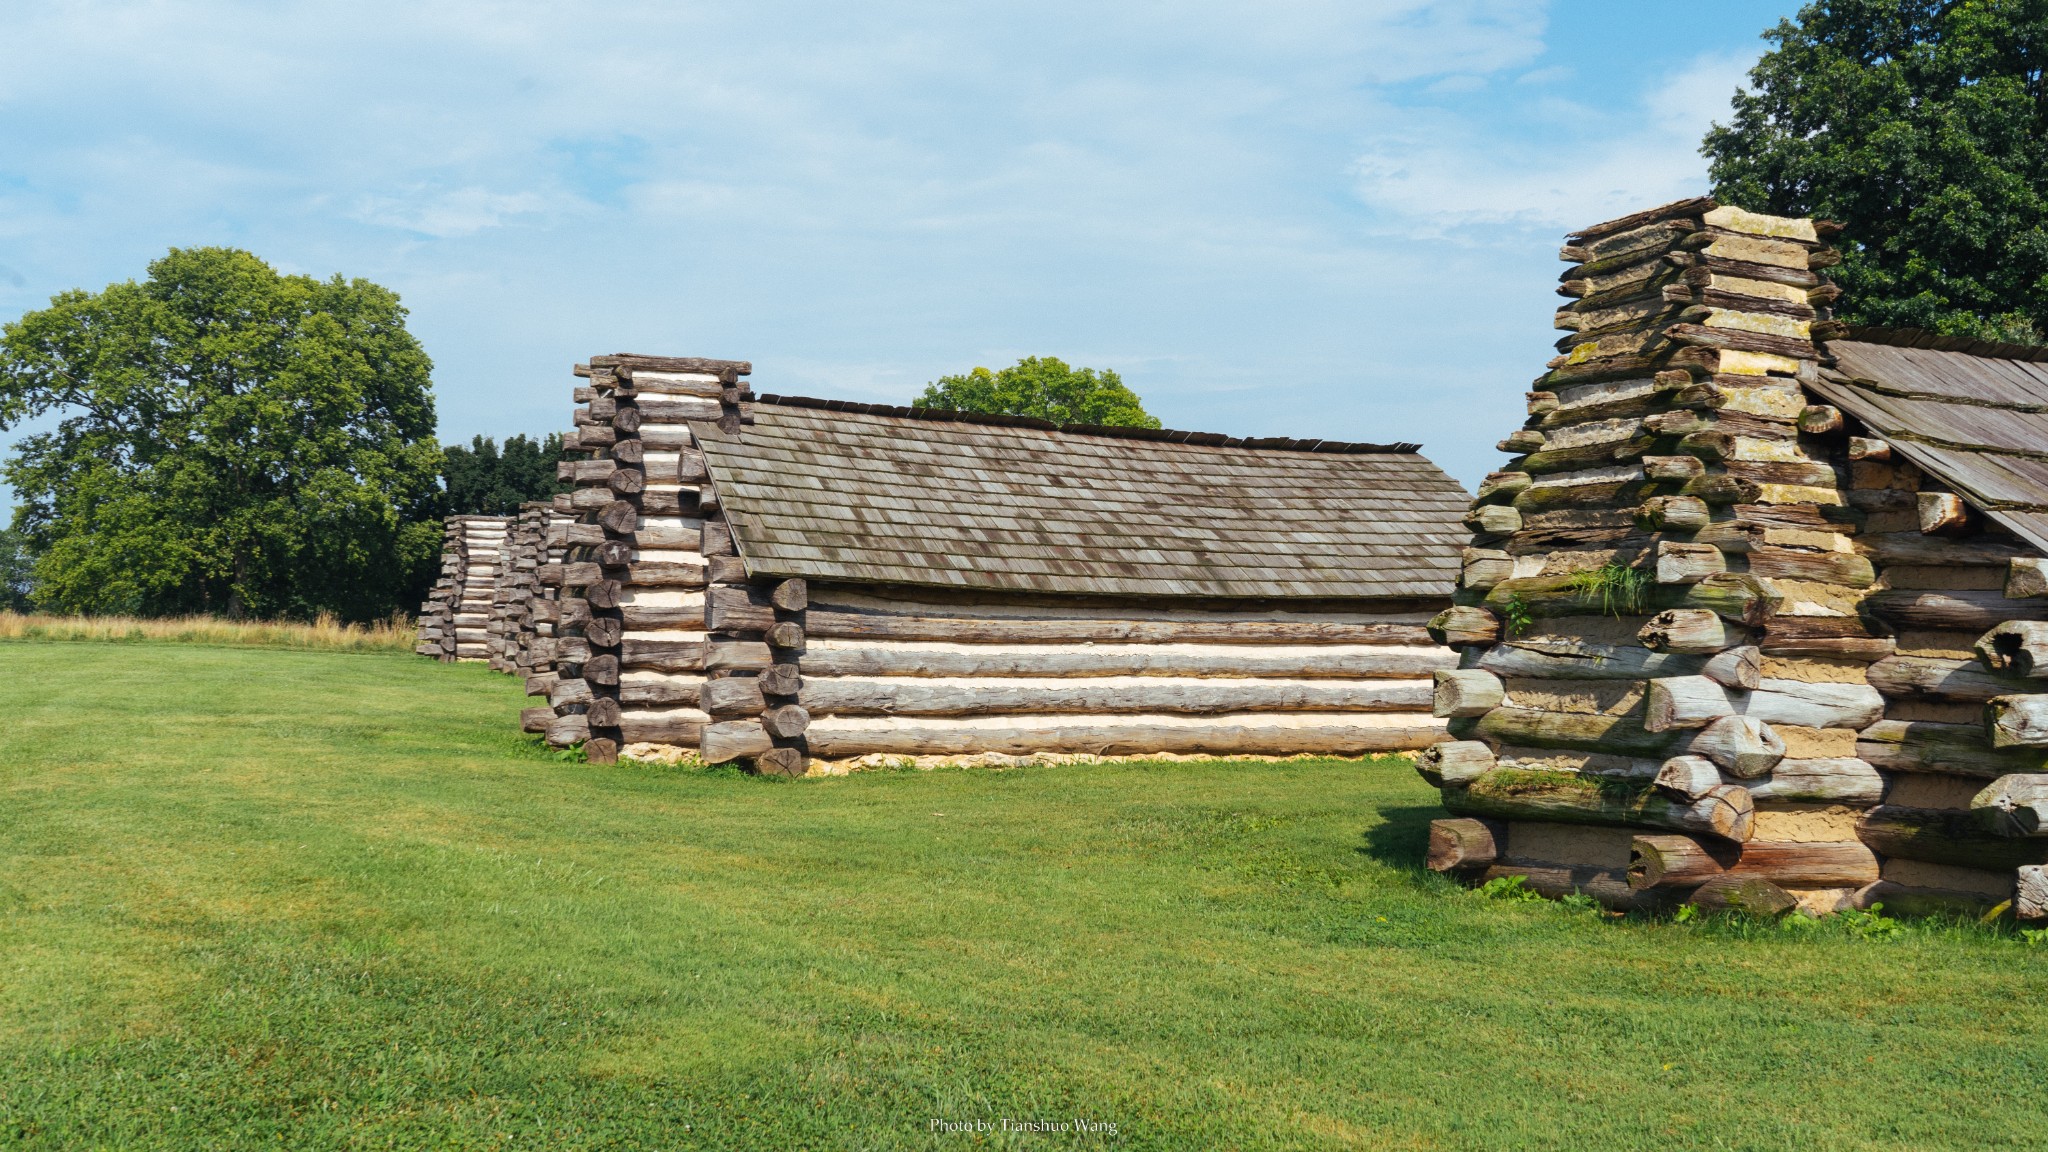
[0,1,1800,497]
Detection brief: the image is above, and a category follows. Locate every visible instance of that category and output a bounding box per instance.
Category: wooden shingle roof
[693,396,1469,599]
[1816,328,2048,553]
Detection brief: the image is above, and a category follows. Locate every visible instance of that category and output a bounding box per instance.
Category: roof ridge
[1835,325,2048,363]
[749,392,1423,455]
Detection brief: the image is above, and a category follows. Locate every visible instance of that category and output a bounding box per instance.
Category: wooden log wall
[1423,201,1902,916]
[414,515,509,662]
[490,501,570,679]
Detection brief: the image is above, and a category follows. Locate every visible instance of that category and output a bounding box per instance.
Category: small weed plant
[1566,562,1652,617]
[1501,593,1535,637]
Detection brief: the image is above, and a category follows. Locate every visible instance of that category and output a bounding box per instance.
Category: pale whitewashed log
[1702,646,1763,690]
[1745,757,1884,804]
[1655,755,1723,800]
[1681,715,1786,778]
[796,642,1457,680]
[700,719,774,762]
[1433,670,1503,718]
[1859,719,2048,778]
[797,676,1433,716]
[1656,542,1726,585]
[1444,771,1754,842]
[1646,676,1734,732]
[1989,695,2048,748]
[2019,865,2048,920]
[2009,558,2048,599]
[1971,774,2048,837]
[806,610,1431,646]
[1741,679,1885,729]
[803,713,1447,757]
[1638,609,1730,654]
[635,397,723,422]
[1415,740,1496,787]
[1975,622,2048,677]
[1478,642,1708,681]
[1427,818,1503,873]
[626,371,723,397]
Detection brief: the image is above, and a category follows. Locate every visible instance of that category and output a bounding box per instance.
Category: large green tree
[916,356,1162,427]
[443,433,568,516]
[0,248,445,621]
[1705,0,2048,341]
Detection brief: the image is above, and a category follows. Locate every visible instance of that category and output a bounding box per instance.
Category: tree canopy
[0,247,445,621]
[444,434,568,516]
[915,356,1161,427]
[1705,0,2048,341]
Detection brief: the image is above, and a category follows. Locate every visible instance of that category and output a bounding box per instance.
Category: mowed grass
[2,644,2046,1150]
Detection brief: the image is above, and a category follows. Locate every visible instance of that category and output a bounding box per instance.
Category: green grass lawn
[2,642,2046,1150]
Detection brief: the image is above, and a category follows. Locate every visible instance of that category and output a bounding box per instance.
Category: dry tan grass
[0,611,417,654]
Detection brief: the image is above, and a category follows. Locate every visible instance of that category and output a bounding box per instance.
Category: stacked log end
[1424,199,1888,915]
[415,515,509,662]
[490,501,568,677]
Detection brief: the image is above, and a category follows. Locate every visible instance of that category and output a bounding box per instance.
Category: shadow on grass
[1357,803,1444,874]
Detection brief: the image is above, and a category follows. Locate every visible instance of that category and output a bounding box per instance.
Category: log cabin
[526,354,1472,774]
[415,515,508,662]
[1423,197,2048,920]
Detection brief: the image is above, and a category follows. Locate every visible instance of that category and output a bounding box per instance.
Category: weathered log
[585,580,622,611]
[621,639,707,673]
[1918,492,1973,535]
[520,706,554,733]
[550,678,594,708]
[1850,879,2005,917]
[1646,676,1734,732]
[1745,546,1875,587]
[1629,835,1878,889]
[1867,654,2029,703]
[2019,865,2048,920]
[706,585,776,633]
[798,611,1434,647]
[755,747,808,778]
[619,604,706,629]
[795,644,1456,680]
[803,715,1447,757]
[1462,548,1513,592]
[618,677,699,706]
[1427,606,1501,647]
[599,501,639,535]
[1638,609,1731,654]
[758,663,802,695]
[1689,875,1797,917]
[585,697,622,728]
[1859,718,2048,778]
[1757,615,1893,660]
[1682,715,1786,778]
[702,676,768,717]
[584,654,619,686]
[1989,694,2048,748]
[1745,757,1884,804]
[700,719,775,763]
[761,704,811,739]
[1473,706,1670,757]
[1976,621,2048,677]
[2009,557,2048,599]
[771,579,809,611]
[545,713,591,748]
[1675,573,1780,625]
[1643,455,1706,481]
[1847,436,1889,460]
[618,710,707,745]
[1742,679,1885,730]
[1426,818,1504,873]
[1443,769,1753,841]
[1859,806,2048,870]
[1477,641,1699,688]
[1702,646,1762,690]
[797,678,1432,717]
[1654,755,1723,799]
[1867,589,2048,632]
[705,641,772,671]
[1866,533,2023,567]
[1971,774,2048,837]
[700,520,735,557]
[765,621,806,649]
[1433,669,1503,718]
[1464,504,1523,536]
[1476,472,1533,502]
[1656,542,1726,585]
[584,617,623,649]
[1636,495,1712,532]
[625,562,708,588]
[1415,740,1496,787]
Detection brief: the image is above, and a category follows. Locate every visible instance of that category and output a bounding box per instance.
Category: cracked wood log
[1857,806,2048,870]
[1646,676,1734,732]
[1702,646,1762,690]
[755,747,808,777]
[1639,609,1729,654]
[706,585,776,633]
[706,641,773,671]
[771,579,809,611]
[1867,655,2030,703]
[1743,757,1884,804]
[1443,769,1753,841]
[1415,740,1496,787]
[795,645,1456,680]
[797,678,1432,717]
[1654,755,1722,799]
[1989,695,2048,748]
[1757,616,1893,660]
[702,676,768,717]
[1976,622,2048,677]
[1433,670,1504,718]
[1742,679,1885,729]
[1473,706,1671,757]
[761,704,810,739]
[1426,817,1504,874]
[1656,542,1726,584]
[1427,606,1501,647]
[1480,641,1707,681]
[1868,589,2048,631]
[2020,865,2048,920]
[621,639,707,673]
[1682,715,1786,778]
[758,663,802,695]
[545,713,590,748]
[1971,774,2048,837]
[700,719,774,763]
[618,710,707,745]
[1629,835,1879,889]
[1636,495,1711,532]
